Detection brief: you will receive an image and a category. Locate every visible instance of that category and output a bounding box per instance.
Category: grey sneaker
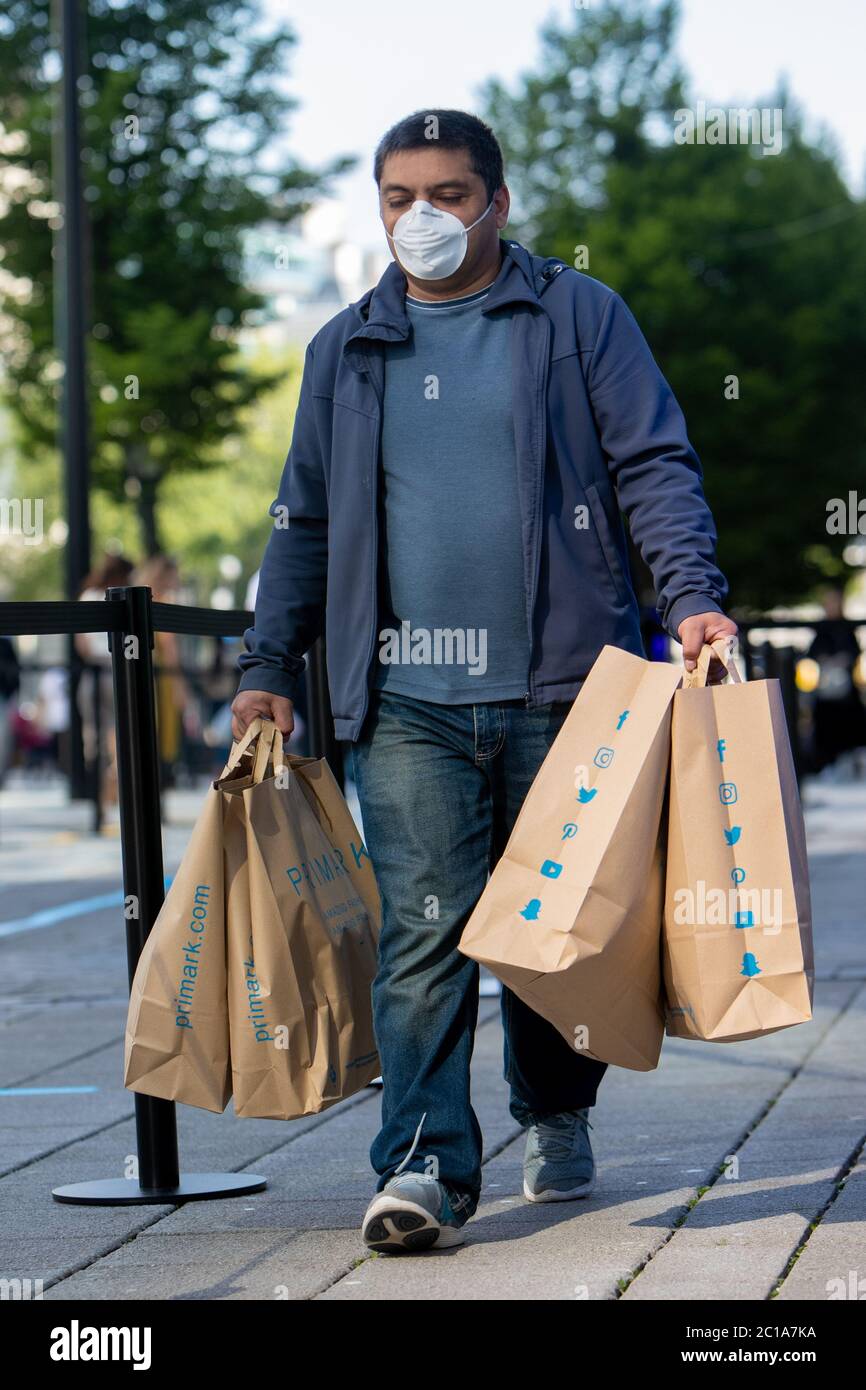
[523,1107,596,1202]
[362,1173,473,1253]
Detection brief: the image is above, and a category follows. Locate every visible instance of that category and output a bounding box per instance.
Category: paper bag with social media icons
[662,642,814,1041]
[221,719,381,1119]
[459,645,682,1071]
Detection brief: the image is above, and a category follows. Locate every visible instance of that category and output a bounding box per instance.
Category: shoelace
[392,1111,428,1176]
[392,1113,472,1217]
[534,1109,593,1162]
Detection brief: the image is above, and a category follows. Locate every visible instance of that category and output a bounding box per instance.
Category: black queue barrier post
[89,660,103,835]
[48,581,264,1200]
[52,586,265,1205]
[6,590,386,1204]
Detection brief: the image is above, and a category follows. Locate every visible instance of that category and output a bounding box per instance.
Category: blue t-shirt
[372,284,531,703]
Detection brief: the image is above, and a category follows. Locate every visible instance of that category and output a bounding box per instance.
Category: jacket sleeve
[585,289,729,639]
[236,341,328,701]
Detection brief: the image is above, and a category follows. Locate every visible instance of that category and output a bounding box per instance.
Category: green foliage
[157,341,303,602]
[482,0,866,608]
[0,342,301,602]
[0,0,352,555]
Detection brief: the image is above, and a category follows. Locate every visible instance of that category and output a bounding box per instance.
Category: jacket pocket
[584,481,631,605]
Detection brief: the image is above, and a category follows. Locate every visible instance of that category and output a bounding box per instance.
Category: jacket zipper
[359,353,383,734]
[525,309,551,709]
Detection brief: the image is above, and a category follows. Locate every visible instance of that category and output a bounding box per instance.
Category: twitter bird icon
[576,787,597,804]
[724,826,742,846]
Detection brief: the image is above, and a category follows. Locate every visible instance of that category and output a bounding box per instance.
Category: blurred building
[238,201,390,352]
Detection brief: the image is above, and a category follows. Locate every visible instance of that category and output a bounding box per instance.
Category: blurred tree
[483,0,866,609]
[484,0,688,241]
[0,0,352,556]
[158,342,305,602]
[0,343,303,604]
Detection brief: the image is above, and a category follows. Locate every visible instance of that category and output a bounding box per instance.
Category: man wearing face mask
[232,109,737,1253]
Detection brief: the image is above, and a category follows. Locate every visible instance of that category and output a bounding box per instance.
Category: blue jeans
[351,689,608,1214]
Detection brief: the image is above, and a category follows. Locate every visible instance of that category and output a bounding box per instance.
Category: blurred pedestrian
[0,635,21,787]
[36,666,70,772]
[75,552,135,805]
[131,554,200,787]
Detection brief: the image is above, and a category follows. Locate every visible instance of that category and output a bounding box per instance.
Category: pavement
[0,765,864,1301]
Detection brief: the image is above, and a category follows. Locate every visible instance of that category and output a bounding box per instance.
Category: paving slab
[317,983,858,1300]
[1,775,863,1301]
[775,1156,866,1301]
[620,983,866,1300]
[3,1001,503,1295]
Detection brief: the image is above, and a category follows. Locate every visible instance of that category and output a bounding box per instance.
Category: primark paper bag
[459,645,682,1071]
[663,640,814,1041]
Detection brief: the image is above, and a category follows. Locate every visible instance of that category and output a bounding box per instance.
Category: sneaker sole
[523,1172,597,1203]
[362,1193,466,1252]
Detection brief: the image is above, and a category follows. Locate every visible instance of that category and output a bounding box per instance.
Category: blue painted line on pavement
[0,1085,99,1096]
[0,891,122,939]
[0,875,175,939]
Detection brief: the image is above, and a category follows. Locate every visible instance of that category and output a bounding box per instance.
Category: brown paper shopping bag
[459,645,683,1071]
[123,733,254,1114]
[662,640,814,1042]
[285,753,382,930]
[221,719,381,1119]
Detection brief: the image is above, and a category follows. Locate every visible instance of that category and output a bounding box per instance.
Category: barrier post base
[51,1173,267,1205]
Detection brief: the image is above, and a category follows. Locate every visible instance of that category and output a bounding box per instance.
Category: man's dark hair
[373,109,505,201]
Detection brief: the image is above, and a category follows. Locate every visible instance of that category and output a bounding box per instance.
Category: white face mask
[385,197,496,280]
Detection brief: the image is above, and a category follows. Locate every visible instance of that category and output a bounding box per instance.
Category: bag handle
[683,638,743,689]
[254,730,338,832]
[216,717,335,829]
[221,715,263,772]
[288,759,335,832]
[216,717,286,790]
[250,720,278,783]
